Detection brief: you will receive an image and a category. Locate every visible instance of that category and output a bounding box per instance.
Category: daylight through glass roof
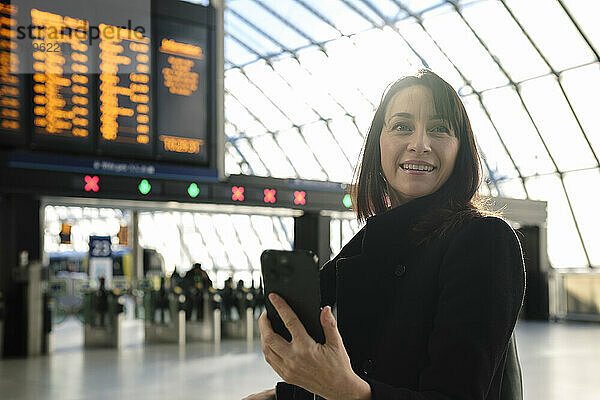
[220,0,600,269]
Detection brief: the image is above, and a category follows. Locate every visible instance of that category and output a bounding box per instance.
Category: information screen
[97,23,152,157]
[0,1,26,146]
[155,18,209,164]
[0,0,216,174]
[29,8,94,150]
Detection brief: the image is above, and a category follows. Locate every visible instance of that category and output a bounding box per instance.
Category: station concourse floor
[0,319,599,400]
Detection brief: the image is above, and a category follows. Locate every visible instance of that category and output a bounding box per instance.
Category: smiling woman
[244,70,526,400]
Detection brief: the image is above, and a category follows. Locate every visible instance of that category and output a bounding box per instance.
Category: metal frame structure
[219,0,600,269]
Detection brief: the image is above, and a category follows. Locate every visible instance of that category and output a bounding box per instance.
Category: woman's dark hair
[350,69,502,244]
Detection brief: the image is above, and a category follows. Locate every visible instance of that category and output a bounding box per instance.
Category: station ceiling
[208,0,600,268]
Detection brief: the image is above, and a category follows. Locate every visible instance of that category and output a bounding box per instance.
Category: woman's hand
[259,293,371,400]
[241,387,275,400]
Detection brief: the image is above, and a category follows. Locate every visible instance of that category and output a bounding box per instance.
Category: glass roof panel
[316,37,378,115]
[525,174,587,268]
[212,213,249,270]
[563,169,600,266]
[225,9,283,57]
[272,216,294,250]
[342,218,363,246]
[253,0,341,43]
[233,138,270,176]
[561,0,600,55]
[560,64,600,158]
[243,59,319,126]
[224,121,240,139]
[225,93,269,137]
[225,67,292,132]
[496,178,527,199]
[300,120,354,182]
[519,75,597,171]
[461,95,520,181]
[227,0,312,50]
[183,231,214,270]
[193,214,230,268]
[224,143,243,175]
[340,0,386,26]
[503,0,596,72]
[327,115,365,164]
[461,0,550,83]
[249,215,282,251]
[401,0,445,15]
[422,4,509,91]
[481,86,556,176]
[275,127,328,181]
[298,0,373,35]
[365,0,404,20]
[350,27,424,104]
[394,19,465,90]
[251,134,297,178]
[230,214,263,269]
[272,54,347,120]
[224,35,258,66]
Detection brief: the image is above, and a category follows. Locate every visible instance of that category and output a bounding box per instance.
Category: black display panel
[154,18,209,164]
[0,1,26,146]
[0,0,218,181]
[96,23,153,157]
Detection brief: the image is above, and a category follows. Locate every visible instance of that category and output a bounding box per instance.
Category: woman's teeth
[401,163,435,172]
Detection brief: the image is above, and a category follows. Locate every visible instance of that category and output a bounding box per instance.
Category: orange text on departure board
[30,9,90,137]
[159,134,204,154]
[159,38,202,97]
[98,23,150,144]
[0,4,20,132]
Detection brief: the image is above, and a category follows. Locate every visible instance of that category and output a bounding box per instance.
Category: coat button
[362,358,375,376]
[394,264,406,277]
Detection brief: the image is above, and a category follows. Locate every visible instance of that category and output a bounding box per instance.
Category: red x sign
[264,189,276,203]
[84,175,99,192]
[293,190,306,205]
[232,186,245,201]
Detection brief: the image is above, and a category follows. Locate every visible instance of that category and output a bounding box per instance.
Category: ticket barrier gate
[142,278,186,345]
[141,278,225,345]
[184,287,215,342]
[221,288,260,341]
[81,278,125,348]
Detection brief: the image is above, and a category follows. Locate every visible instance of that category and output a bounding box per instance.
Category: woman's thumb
[321,306,343,346]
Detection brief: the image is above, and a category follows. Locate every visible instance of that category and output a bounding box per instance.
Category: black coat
[276,194,526,400]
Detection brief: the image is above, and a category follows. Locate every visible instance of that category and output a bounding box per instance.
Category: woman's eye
[430,125,450,134]
[392,123,412,132]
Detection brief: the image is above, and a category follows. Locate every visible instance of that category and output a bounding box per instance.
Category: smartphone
[260,249,325,344]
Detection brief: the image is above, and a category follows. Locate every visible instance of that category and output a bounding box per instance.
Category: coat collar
[363,191,439,254]
[335,191,440,261]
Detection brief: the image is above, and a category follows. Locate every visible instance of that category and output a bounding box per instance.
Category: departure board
[155,18,209,164]
[97,23,152,157]
[0,0,218,177]
[0,1,26,145]
[29,8,94,151]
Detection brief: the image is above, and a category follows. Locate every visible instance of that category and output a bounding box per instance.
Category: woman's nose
[407,127,431,153]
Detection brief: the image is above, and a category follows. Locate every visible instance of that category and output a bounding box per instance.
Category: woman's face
[379,85,459,206]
